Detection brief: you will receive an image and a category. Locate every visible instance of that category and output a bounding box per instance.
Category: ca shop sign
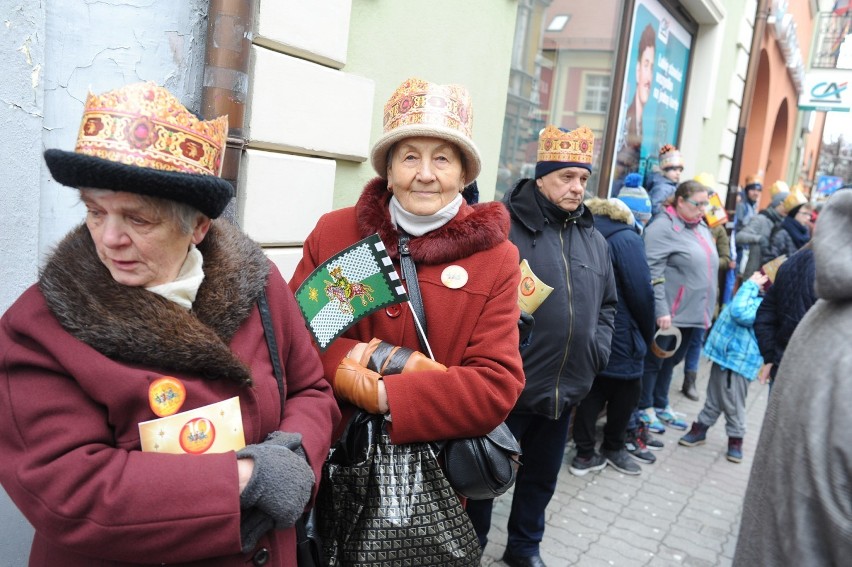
[799,69,852,112]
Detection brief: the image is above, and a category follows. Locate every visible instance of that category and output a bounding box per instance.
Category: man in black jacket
[466,125,617,567]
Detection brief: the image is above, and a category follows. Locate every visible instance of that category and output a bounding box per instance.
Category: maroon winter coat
[289,178,524,443]
[0,221,340,566]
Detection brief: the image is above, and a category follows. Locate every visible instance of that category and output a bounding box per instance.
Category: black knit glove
[237,431,314,530]
[519,310,535,348]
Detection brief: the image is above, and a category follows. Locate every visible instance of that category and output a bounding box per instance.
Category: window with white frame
[583,74,611,113]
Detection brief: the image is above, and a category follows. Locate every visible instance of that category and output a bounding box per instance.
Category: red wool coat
[289,178,525,443]
[0,221,340,567]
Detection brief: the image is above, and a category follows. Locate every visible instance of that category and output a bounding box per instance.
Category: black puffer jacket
[753,246,817,378]
[504,179,617,419]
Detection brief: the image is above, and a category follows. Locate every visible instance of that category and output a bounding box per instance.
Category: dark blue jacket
[754,247,816,378]
[504,180,617,419]
[587,199,655,379]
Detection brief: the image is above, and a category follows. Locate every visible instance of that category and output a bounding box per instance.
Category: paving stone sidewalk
[480,358,769,567]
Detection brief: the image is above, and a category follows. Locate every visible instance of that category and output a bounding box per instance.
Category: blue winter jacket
[587,199,655,380]
[702,279,764,380]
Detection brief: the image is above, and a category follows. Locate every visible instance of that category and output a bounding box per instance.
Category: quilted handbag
[318,411,482,566]
[442,421,522,500]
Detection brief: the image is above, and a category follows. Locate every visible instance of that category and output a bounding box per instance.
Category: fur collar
[355,177,510,264]
[39,221,270,385]
[585,197,634,225]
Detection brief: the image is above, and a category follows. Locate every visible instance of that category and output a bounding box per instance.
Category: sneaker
[727,437,743,463]
[602,448,642,475]
[678,421,708,447]
[625,430,656,464]
[639,408,666,434]
[569,452,607,476]
[655,406,689,430]
[638,421,664,450]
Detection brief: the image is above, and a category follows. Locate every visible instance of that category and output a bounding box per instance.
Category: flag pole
[406,301,436,360]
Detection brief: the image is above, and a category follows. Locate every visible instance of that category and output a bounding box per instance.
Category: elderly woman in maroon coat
[289,78,524,557]
[0,83,339,567]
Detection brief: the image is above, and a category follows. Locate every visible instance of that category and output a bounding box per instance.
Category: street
[481,358,768,567]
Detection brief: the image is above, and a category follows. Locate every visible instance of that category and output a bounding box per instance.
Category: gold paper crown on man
[535,125,595,179]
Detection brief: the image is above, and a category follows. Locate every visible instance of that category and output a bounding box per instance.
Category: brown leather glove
[359,337,448,375]
[334,358,383,413]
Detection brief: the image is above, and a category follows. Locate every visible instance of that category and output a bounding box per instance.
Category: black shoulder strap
[397,231,429,353]
[257,291,285,416]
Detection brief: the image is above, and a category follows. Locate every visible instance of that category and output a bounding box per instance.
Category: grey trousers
[697,361,749,438]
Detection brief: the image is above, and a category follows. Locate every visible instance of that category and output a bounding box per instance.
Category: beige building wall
[242,0,519,279]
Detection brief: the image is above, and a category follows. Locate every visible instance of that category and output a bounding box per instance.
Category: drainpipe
[727,0,769,212]
[202,0,256,221]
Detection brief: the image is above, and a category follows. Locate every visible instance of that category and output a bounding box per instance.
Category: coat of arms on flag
[294,234,408,350]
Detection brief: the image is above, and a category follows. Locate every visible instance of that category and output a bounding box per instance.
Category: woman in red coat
[0,83,339,567]
[290,77,524,446]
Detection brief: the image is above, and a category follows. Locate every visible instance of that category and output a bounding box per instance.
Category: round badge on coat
[441,265,468,289]
[148,376,186,417]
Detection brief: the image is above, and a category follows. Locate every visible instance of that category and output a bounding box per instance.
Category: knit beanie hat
[658,144,684,170]
[616,173,652,223]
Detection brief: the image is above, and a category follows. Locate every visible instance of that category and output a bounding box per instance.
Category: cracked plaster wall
[0,1,208,562]
[1,0,209,315]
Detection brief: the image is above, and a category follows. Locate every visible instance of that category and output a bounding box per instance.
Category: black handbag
[318,410,482,566]
[442,422,521,500]
[258,293,325,567]
[398,233,522,501]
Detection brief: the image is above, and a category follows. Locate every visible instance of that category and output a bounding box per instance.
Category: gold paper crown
[75,82,228,177]
[382,77,473,138]
[537,125,594,164]
[782,189,808,212]
[770,180,789,196]
[745,174,763,188]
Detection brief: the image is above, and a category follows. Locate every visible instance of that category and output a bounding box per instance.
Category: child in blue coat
[678,271,769,462]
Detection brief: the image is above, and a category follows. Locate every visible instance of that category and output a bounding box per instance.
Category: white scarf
[146,245,205,310]
[389,193,463,236]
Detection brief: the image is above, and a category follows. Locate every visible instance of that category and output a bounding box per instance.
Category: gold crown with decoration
[74,82,227,176]
[537,125,594,165]
[43,82,233,218]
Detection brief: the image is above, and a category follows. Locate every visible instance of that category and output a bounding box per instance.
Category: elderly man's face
[81,190,209,287]
[536,167,589,212]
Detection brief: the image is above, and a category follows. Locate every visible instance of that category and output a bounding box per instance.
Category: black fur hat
[44,82,233,219]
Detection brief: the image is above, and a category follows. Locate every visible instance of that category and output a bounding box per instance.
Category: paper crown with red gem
[370,77,481,181]
[44,82,233,218]
[535,125,595,178]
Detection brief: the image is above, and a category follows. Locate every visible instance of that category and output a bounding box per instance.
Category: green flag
[294,234,408,350]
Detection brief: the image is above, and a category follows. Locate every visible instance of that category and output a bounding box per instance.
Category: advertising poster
[611,0,692,195]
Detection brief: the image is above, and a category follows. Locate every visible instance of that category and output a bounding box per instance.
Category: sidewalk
[480,358,769,566]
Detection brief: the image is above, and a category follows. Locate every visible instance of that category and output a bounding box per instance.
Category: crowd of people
[0,76,844,567]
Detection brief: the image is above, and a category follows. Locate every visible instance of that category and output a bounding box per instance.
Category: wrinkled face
[387,137,466,216]
[676,190,710,223]
[637,46,655,105]
[536,166,590,212]
[663,165,683,183]
[81,190,210,287]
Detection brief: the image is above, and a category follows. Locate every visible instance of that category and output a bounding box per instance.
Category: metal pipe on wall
[202,0,256,219]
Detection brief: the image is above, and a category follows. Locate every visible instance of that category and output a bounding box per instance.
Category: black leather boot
[681,370,699,401]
